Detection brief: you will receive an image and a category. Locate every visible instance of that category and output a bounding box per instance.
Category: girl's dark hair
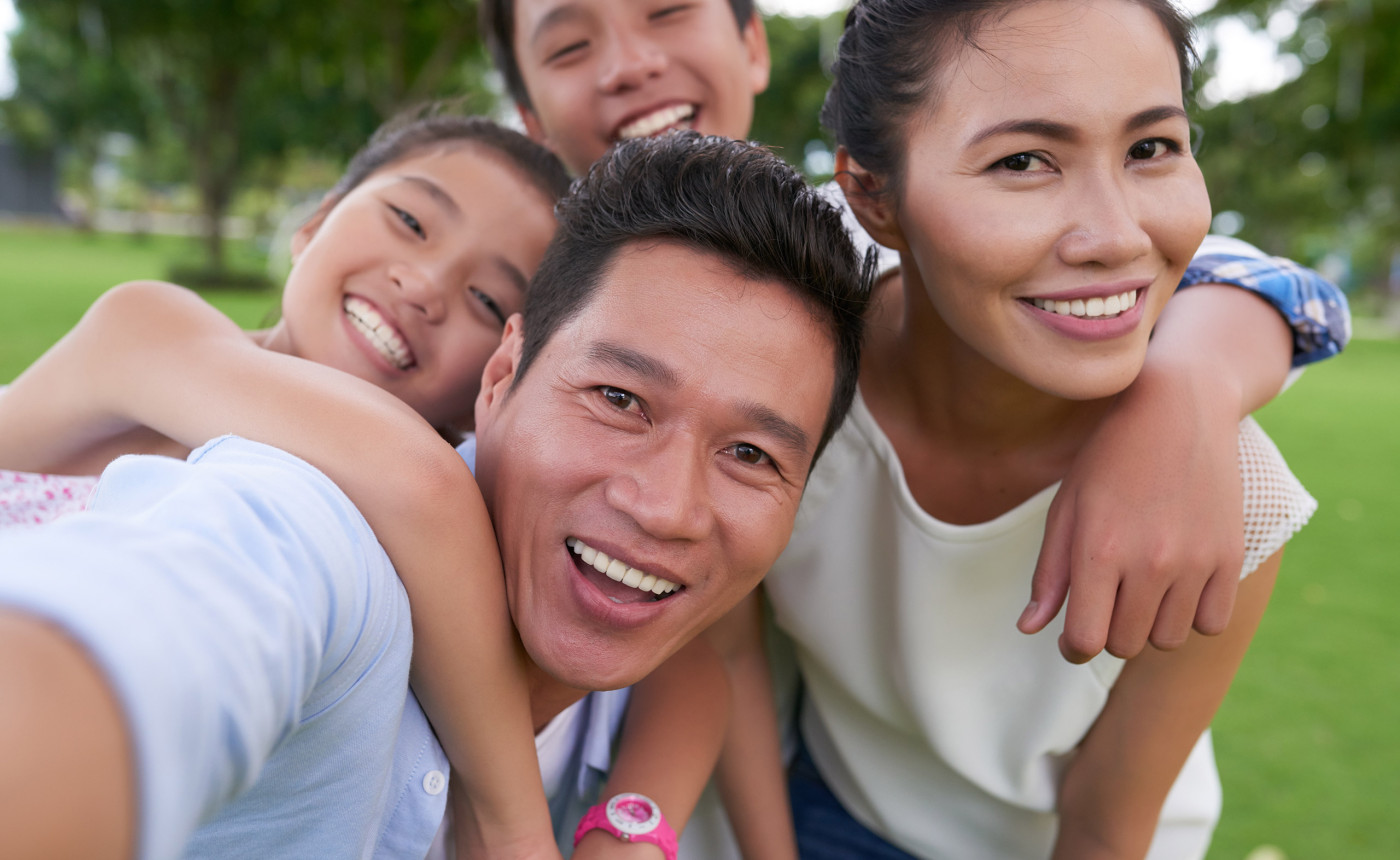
[821,0,1198,197]
[326,106,570,207]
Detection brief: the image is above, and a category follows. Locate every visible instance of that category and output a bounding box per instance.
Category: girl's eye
[469,287,507,327]
[996,152,1050,173]
[1128,138,1180,161]
[727,442,772,468]
[391,205,425,239]
[600,386,641,414]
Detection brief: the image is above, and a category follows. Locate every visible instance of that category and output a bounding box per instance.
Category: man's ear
[474,313,526,432]
[834,147,908,253]
[742,12,772,96]
[517,103,548,146]
[290,194,337,263]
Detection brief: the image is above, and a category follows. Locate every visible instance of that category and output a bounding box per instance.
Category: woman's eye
[600,386,640,413]
[996,152,1049,173]
[391,205,425,238]
[469,287,507,327]
[728,442,772,467]
[1128,138,1179,161]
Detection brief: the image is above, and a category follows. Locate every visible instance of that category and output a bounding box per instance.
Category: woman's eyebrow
[968,106,1190,148]
[393,176,462,219]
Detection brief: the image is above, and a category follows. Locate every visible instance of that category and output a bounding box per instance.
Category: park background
[0,1,1395,857]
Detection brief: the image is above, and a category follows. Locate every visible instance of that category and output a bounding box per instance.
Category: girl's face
[276,145,558,430]
[888,0,1211,400]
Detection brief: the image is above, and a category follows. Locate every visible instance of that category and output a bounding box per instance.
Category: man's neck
[526,661,590,735]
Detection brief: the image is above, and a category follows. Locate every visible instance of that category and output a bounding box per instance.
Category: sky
[0,0,1298,105]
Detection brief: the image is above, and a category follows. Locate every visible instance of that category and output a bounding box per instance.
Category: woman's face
[275,145,558,430]
[893,0,1211,400]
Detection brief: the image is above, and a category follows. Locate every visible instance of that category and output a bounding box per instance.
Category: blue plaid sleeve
[1180,252,1351,368]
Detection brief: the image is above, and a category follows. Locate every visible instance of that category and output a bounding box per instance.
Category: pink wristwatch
[573,792,679,860]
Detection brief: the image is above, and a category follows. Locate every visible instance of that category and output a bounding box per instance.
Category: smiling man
[0,133,870,860]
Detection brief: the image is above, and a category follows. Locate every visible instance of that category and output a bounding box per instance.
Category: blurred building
[0,137,66,219]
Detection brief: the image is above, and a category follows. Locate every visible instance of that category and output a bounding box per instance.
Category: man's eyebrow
[586,342,683,387]
[393,176,461,218]
[739,401,811,460]
[968,106,1190,148]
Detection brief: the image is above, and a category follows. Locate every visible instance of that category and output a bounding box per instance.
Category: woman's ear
[834,148,908,253]
[289,194,337,263]
[474,313,526,431]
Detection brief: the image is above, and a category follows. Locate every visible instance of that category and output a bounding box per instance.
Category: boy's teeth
[567,537,680,596]
[344,296,413,369]
[1032,289,1138,320]
[617,104,696,140]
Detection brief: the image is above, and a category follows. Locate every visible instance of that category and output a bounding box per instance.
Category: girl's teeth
[1032,289,1138,319]
[567,537,681,596]
[343,296,412,368]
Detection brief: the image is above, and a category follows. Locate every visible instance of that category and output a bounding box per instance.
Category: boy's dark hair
[822,0,1197,199]
[482,0,756,109]
[517,132,874,467]
[327,106,570,207]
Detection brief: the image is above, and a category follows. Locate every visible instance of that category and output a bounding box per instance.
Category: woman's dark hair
[326,106,570,208]
[481,0,757,109]
[821,0,1198,197]
[516,132,876,468]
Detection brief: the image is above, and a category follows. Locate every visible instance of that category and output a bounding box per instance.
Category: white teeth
[567,537,681,597]
[617,104,696,140]
[1031,289,1139,320]
[343,296,413,369]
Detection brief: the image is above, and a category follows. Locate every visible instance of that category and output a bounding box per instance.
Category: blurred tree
[1193,0,1398,296]
[751,11,841,179]
[1,0,493,279]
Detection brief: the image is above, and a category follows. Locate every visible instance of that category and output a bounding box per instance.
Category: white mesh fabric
[1238,416,1317,579]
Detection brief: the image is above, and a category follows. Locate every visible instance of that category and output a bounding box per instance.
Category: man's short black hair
[517,132,874,468]
[482,0,757,110]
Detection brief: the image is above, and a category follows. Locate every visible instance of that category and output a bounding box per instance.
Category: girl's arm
[573,634,732,859]
[0,281,558,859]
[708,590,800,860]
[1051,551,1282,859]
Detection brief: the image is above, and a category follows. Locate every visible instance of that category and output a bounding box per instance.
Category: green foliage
[1193,0,1399,294]
[751,12,842,179]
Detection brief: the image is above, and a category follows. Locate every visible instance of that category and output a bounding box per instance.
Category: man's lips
[567,537,683,604]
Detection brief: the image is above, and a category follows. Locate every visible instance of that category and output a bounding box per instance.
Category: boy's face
[512,0,771,175]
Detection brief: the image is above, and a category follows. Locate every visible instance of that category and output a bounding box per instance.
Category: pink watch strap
[574,793,679,860]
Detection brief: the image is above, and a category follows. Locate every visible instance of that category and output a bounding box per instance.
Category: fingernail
[1017,601,1038,626]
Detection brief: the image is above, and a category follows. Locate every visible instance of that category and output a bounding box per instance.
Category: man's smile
[567,537,683,603]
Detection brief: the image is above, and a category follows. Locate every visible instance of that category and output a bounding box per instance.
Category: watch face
[606,793,661,836]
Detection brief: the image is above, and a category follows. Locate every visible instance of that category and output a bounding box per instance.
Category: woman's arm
[573,635,732,860]
[1051,551,1282,859]
[0,281,558,859]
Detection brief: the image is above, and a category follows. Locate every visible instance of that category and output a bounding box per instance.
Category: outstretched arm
[573,635,732,859]
[1023,245,1345,663]
[0,281,558,858]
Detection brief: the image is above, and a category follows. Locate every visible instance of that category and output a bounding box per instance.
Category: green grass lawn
[2,223,1396,858]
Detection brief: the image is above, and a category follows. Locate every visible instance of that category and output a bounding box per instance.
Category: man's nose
[389,263,447,323]
[604,438,712,543]
[1055,172,1153,269]
[597,30,668,94]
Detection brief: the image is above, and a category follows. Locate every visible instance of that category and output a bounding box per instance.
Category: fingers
[1057,549,1117,664]
[1191,568,1240,637]
[1023,494,1075,635]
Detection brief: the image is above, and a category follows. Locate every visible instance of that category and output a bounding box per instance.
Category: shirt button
[423,770,446,796]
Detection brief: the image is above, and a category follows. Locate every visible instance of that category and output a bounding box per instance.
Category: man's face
[511,0,770,175]
[473,240,834,691]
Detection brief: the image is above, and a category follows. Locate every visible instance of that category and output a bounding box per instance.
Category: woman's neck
[860,268,1113,524]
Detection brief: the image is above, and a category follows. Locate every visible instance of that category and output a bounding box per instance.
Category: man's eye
[469,287,507,326]
[728,443,771,467]
[390,205,425,238]
[600,386,639,412]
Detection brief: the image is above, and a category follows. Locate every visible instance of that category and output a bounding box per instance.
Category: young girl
[0,112,730,859]
[757,0,1318,857]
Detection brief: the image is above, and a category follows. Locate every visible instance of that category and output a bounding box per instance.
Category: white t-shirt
[763,396,1314,859]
